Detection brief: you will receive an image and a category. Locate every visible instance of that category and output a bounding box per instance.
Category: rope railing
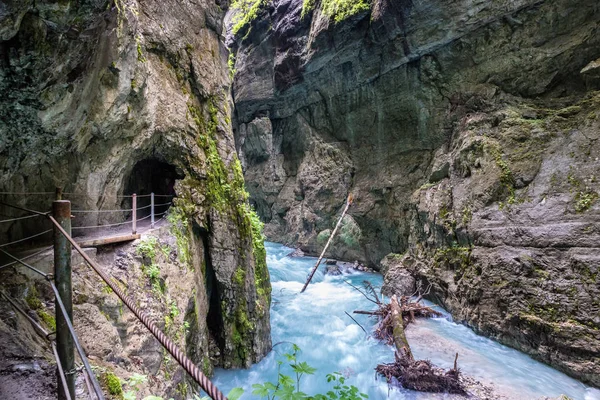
[0,253,104,400]
[48,280,105,400]
[47,210,228,400]
[72,220,133,230]
[0,245,53,270]
[0,290,74,400]
[0,214,44,224]
[0,193,202,398]
[71,208,131,214]
[0,229,52,248]
[0,192,55,195]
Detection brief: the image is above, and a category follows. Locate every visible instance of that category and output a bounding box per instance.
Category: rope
[136,214,152,222]
[153,194,175,198]
[71,209,131,214]
[49,280,105,400]
[51,342,74,400]
[72,220,132,230]
[0,192,54,195]
[0,229,52,248]
[136,204,152,211]
[48,215,227,400]
[0,245,53,270]
[0,201,49,216]
[153,202,173,207]
[0,291,73,400]
[0,214,43,224]
[0,248,49,277]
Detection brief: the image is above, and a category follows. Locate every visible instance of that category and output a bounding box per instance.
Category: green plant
[302,0,371,22]
[136,35,147,62]
[230,0,269,37]
[228,52,237,79]
[103,371,123,397]
[25,286,42,310]
[123,373,148,400]
[240,345,368,400]
[37,310,56,331]
[574,190,598,213]
[166,207,191,267]
[137,236,159,262]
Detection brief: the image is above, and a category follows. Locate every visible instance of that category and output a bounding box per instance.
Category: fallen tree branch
[301,194,353,293]
[344,311,367,334]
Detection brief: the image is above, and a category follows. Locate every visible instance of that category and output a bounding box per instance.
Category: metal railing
[0,192,227,400]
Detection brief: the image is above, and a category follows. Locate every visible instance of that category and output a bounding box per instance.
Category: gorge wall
[0,0,271,395]
[229,0,600,387]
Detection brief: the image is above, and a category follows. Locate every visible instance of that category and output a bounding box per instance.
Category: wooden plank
[77,234,140,248]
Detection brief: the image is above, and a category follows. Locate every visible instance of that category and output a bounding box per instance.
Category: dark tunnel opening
[122,159,183,219]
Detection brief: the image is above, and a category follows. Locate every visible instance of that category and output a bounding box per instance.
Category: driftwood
[390,295,413,361]
[301,194,353,293]
[351,283,465,394]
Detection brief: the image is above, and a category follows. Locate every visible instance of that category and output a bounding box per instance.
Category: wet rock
[325,259,337,265]
[230,0,600,270]
[0,0,271,387]
[381,254,417,297]
[230,0,600,385]
[326,265,342,276]
[288,248,305,257]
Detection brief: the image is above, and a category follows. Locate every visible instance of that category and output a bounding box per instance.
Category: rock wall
[0,0,271,384]
[229,0,600,386]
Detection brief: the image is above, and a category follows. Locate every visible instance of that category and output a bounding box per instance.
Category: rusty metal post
[132,193,137,234]
[150,192,155,228]
[53,200,74,400]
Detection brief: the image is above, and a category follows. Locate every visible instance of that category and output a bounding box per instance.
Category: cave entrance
[122,159,183,219]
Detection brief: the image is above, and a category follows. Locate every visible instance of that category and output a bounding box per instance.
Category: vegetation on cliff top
[302,0,371,22]
[231,0,371,37]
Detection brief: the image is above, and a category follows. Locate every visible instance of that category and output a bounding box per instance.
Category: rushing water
[213,242,600,400]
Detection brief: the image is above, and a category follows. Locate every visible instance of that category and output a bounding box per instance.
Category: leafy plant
[230,0,269,37]
[302,0,371,22]
[123,373,148,400]
[137,236,159,262]
[223,344,368,400]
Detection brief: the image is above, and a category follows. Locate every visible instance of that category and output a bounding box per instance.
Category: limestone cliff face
[230,0,600,386]
[0,0,270,382]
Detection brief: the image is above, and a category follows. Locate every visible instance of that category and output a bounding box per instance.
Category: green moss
[574,190,598,213]
[166,207,191,268]
[37,310,56,331]
[102,371,123,397]
[228,52,237,79]
[230,0,269,37]
[135,35,146,63]
[461,205,472,225]
[434,245,475,280]
[25,286,42,310]
[317,229,331,245]
[234,267,245,287]
[302,0,371,22]
[136,236,159,263]
[487,144,516,208]
[337,216,361,248]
